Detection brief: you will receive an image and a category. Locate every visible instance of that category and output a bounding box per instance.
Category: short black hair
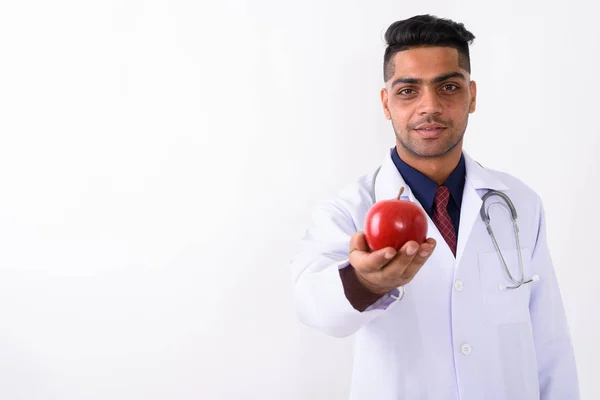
[383,14,476,82]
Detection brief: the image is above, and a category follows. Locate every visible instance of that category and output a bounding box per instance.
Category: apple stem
[397,187,405,200]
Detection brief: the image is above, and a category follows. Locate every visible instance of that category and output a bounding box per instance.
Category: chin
[409,142,460,159]
[397,131,464,158]
[416,149,451,158]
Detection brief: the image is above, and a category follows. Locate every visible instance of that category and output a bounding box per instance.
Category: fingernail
[406,245,417,256]
[419,244,433,256]
[385,252,395,259]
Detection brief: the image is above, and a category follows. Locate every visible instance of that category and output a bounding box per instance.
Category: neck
[395,144,463,185]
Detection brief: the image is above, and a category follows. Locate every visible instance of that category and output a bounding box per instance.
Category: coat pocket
[478,248,532,325]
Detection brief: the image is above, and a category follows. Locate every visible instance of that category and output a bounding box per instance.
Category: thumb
[349,232,370,253]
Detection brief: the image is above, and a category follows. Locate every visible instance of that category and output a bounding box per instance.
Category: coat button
[461,344,472,355]
[454,280,464,291]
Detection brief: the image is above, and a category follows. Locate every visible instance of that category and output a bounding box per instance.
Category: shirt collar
[390,147,466,213]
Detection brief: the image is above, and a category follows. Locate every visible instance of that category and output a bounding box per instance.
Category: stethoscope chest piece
[480,190,540,290]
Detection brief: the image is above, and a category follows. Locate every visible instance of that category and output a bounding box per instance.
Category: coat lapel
[455,152,508,266]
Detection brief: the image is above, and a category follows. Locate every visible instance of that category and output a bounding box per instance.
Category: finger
[418,238,437,258]
[349,232,369,253]
[349,246,398,273]
[381,240,421,279]
[400,238,437,279]
[349,232,397,273]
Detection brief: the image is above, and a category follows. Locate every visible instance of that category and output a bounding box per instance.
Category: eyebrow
[391,72,466,87]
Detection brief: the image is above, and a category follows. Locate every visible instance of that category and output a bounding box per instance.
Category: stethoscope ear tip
[532,274,540,282]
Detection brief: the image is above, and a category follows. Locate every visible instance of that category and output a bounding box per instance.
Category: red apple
[364,187,428,251]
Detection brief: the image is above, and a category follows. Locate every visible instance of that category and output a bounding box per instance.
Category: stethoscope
[480,190,540,290]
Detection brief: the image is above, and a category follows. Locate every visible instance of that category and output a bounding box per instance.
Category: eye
[442,84,460,91]
[397,88,416,96]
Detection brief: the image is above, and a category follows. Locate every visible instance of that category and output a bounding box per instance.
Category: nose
[417,87,443,116]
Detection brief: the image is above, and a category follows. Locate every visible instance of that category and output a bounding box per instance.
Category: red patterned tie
[432,186,457,256]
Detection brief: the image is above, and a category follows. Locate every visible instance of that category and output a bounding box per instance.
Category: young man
[289,14,579,400]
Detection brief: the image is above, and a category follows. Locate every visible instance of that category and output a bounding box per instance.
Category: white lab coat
[290,149,579,400]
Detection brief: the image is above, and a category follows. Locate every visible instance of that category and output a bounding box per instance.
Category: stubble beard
[392,116,467,159]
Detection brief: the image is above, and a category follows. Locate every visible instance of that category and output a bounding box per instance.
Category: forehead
[390,46,465,79]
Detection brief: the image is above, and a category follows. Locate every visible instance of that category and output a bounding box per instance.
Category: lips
[414,126,446,138]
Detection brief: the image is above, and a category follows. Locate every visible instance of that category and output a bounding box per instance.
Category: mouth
[414,127,447,138]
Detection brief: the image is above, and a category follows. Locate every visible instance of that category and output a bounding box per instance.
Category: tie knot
[434,185,450,209]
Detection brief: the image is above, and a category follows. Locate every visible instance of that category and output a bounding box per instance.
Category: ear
[380,88,391,120]
[469,80,477,113]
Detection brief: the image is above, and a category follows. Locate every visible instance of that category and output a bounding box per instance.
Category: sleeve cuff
[339,264,403,312]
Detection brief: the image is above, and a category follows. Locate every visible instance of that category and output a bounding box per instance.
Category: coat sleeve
[289,198,402,338]
[529,196,580,399]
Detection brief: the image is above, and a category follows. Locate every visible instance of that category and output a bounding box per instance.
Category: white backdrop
[0,0,598,399]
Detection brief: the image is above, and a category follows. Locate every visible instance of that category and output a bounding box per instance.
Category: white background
[0,0,598,399]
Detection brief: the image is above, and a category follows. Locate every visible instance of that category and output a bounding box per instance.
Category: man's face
[381,46,477,159]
